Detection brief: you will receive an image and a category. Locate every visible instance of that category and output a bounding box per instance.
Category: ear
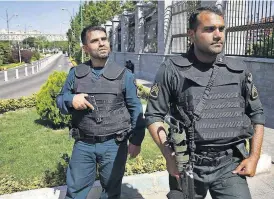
[82,45,88,54]
[188,29,195,43]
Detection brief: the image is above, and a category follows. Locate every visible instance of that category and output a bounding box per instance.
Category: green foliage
[0,154,165,194]
[0,94,36,114]
[43,153,70,187]
[36,71,71,128]
[137,84,150,100]
[0,41,12,65]
[0,175,43,195]
[125,155,165,176]
[33,51,41,61]
[67,1,135,61]
[247,32,274,58]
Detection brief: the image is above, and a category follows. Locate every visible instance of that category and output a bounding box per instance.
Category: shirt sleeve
[145,62,174,127]
[56,68,76,115]
[123,70,145,146]
[242,70,265,125]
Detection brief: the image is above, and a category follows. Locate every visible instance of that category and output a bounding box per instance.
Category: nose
[99,39,105,46]
[214,28,222,38]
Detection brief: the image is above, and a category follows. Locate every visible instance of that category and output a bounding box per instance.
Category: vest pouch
[235,142,249,159]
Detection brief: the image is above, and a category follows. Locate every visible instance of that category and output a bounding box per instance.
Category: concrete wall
[112,52,274,128]
[227,57,274,128]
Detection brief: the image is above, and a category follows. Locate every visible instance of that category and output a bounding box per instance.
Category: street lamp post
[1,9,18,46]
[61,8,75,58]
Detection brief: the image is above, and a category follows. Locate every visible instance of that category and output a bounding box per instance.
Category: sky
[0,1,81,35]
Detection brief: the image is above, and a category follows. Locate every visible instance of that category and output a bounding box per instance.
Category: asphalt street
[0,54,71,99]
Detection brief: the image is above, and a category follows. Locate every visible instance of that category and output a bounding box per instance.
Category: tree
[248,31,274,58]
[22,37,36,48]
[0,41,12,65]
[66,0,135,64]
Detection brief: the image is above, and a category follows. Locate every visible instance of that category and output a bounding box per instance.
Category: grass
[0,62,25,71]
[0,107,161,182]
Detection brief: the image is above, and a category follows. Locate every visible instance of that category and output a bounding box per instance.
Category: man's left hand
[128,143,141,158]
[232,157,259,177]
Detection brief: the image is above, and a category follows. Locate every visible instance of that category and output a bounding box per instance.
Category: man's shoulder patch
[251,84,258,100]
[150,83,159,99]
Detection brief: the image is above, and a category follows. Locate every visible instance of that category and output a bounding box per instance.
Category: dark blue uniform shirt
[56,64,145,146]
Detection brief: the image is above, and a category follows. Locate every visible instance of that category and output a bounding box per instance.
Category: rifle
[165,115,195,199]
[165,63,220,199]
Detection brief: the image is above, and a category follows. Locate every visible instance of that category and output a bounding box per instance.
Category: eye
[219,26,225,32]
[204,27,216,32]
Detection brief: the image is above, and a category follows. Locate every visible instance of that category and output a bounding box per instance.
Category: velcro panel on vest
[103,61,126,80]
[75,63,90,78]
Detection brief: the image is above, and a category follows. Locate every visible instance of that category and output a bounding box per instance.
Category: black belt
[194,149,233,167]
[78,134,116,143]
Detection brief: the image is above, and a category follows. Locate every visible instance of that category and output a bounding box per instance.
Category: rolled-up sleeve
[145,63,174,127]
[56,68,76,115]
[243,71,265,125]
[124,70,145,146]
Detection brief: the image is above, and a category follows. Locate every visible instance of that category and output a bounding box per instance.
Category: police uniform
[57,59,145,199]
[145,49,265,199]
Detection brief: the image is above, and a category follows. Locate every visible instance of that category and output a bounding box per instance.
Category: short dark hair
[189,6,224,30]
[81,25,107,45]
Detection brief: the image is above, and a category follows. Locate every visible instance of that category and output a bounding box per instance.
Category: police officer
[145,6,265,199]
[56,26,145,199]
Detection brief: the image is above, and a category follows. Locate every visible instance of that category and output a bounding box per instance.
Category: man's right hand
[72,93,95,110]
[163,146,180,180]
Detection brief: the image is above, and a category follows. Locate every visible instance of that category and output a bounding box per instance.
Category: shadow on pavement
[121,183,145,199]
[51,183,145,199]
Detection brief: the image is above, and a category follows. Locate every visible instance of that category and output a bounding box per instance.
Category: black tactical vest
[169,55,253,146]
[71,60,131,136]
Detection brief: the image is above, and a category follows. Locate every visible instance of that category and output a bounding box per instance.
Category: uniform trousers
[169,150,252,199]
[65,138,128,199]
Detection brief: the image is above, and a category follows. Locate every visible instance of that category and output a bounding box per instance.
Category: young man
[145,6,265,199]
[56,26,145,199]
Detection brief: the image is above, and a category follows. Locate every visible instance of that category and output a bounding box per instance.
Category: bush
[36,71,71,128]
[33,51,41,61]
[0,94,36,114]
[21,50,34,63]
[43,153,70,187]
[0,153,165,195]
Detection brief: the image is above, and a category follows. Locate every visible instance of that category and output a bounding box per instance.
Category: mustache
[212,41,223,45]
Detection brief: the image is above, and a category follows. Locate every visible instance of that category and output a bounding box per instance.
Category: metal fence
[169,0,201,54]
[128,14,135,52]
[225,0,274,58]
[143,6,158,53]
[169,0,274,58]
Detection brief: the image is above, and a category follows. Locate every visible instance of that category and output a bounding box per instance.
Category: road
[0,54,71,99]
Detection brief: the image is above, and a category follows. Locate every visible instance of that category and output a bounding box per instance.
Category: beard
[197,43,224,56]
[91,49,110,59]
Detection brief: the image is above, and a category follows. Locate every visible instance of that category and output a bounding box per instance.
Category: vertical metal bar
[229,0,232,55]
[258,0,261,57]
[245,0,249,56]
[266,0,269,57]
[236,0,240,55]
[251,0,255,56]
[270,2,273,57]
[261,0,265,57]
[233,0,236,55]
